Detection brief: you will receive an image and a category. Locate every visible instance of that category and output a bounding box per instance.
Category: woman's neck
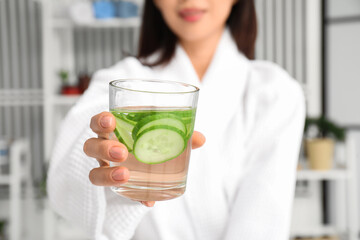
[180,28,224,81]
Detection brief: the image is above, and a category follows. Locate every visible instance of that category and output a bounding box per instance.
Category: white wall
[327,0,360,18]
[326,1,360,126]
[326,0,360,235]
[327,22,360,125]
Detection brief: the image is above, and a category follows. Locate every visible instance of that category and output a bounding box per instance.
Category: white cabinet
[42,0,142,163]
[291,135,359,240]
[0,140,33,240]
[41,0,142,239]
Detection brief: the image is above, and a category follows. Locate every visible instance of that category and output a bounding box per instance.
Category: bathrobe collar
[152,28,250,238]
[155,28,250,137]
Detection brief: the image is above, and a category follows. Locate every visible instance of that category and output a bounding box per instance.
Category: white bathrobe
[48,29,305,240]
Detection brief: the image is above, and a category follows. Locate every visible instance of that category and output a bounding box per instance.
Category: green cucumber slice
[120,115,137,126]
[185,123,194,140]
[133,125,186,164]
[132,113,186,139]
[168,109,195,118]
[113,127,129,151]
[114,117,135,133]
[114,117,135,152]
[182,116,194,124]
[126,112,151,121]
[111,111,137,126]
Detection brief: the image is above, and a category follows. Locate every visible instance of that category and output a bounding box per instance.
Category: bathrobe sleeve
[223,63,306,240]
[47,59,151,240]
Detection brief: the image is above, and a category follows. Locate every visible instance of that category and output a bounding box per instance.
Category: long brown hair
[138,0,257,66]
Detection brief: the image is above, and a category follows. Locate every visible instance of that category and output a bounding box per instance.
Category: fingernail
[109,147,126,159]
[100,116,112,128]
[112,169,125,181]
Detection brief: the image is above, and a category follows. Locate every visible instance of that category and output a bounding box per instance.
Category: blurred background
[0,0,359,239]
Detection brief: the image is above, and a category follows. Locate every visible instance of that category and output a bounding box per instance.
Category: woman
[48,0,305,239]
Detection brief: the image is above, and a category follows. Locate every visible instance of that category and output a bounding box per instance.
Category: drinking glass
[109,79,199,201]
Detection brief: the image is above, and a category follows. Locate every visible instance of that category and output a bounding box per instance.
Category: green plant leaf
[58,70,69,85]
[304,115,346,141]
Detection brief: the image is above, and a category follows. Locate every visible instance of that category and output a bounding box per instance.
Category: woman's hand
[83,111,206,207]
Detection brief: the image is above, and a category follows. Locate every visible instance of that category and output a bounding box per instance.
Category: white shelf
[290,225,339,237]
[53,17,141,29]
[296,169,348,181]
[0,175,10,185]
[53,95,80,106]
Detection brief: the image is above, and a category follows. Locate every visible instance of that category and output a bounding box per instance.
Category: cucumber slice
[111,111,137,126]
[114,117,135,152]
[121,115,137,126]
[113,127,129,151]
[182,116,194,124]
[185,123,194,140]
[126,112,151,121]
[132,113,186,139]
[168,109,195,118]
[115,117,135,133]
[133,125,186,164]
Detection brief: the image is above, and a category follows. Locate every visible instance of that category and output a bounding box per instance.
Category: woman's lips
[179,8,205,22]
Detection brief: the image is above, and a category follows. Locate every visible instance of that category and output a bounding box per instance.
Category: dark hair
[138,0,257,66]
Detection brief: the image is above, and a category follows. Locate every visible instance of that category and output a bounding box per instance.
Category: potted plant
[58,70,81,95]
[78,72,91,93]
[304,116,346,170]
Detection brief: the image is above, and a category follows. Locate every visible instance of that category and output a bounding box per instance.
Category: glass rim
[109,79,199,94]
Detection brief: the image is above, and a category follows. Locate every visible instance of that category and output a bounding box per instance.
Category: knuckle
[106,170,115,184]
[83,139,91,155]
[89,168,98,185]
[89,167,114,186]
[98,139,111,154]
[84,138,99,156]
[90,115,97,131]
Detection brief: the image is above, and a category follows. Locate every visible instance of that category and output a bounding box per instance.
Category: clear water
[110,107,195,201]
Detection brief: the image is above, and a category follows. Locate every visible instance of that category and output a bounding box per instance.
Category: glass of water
[109,79,199,201]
